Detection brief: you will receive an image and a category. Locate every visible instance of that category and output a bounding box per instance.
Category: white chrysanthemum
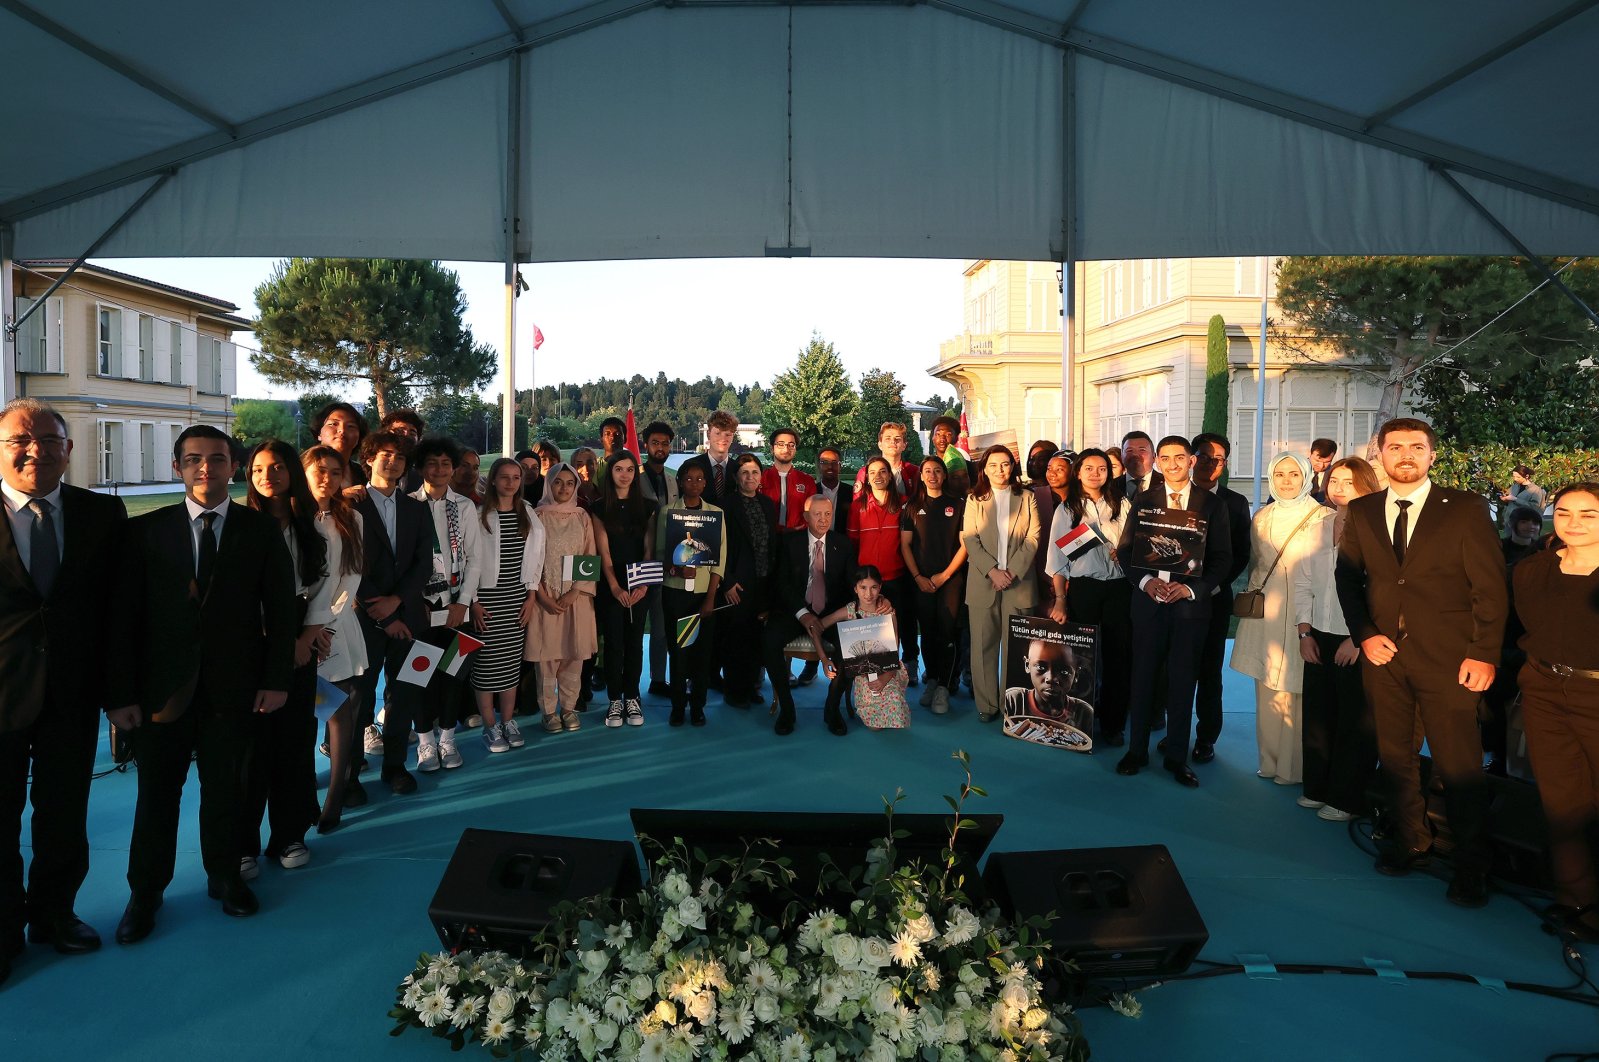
[816,977,845,1012]
[890,931,921,968]
[881,1002,916,1043]
[565,1002,599,1039]
[639,1033,670,1062]
[919,963,942,992]
[605,921,634,948]
[660,872,692,904]
[604,994,632,1023]
[704,958,730,992]
[940,907,980,948]
[987,1001,1015,1038]
[717,998,755,1044]
[451,994,484,1028]
[779,1031,811,1062]
[418,989,451,1028]
[401,983,424,1010]
[744,959,777,994]
[482,1017,512,1046]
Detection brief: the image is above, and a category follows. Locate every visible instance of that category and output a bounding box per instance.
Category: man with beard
[1003,637,1093,733]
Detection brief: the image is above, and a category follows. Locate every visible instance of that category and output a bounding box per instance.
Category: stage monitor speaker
[428,828,642,955]
[982,844,1207,978]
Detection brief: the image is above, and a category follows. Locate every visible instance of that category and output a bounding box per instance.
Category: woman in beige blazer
[961,445,1042,720]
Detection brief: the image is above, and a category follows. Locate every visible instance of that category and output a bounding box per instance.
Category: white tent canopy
[5,0,1599,264]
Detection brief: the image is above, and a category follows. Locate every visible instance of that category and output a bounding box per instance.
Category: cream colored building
[933,257,1394,492]
[9,260,243,490]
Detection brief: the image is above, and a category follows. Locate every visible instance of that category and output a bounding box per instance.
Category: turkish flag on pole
[957,411,972,458]
[531,323,545,350]
[625,403,640,459]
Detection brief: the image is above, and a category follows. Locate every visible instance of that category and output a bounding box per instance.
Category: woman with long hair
[850,455,916,680]
[529,464,599,732]
[592,450,657,726]
[239,439,329,875]
[961,444,1042,720]
[1231,451,1333,785]
[720,453,778,709]
[466,458,547,751]
[901,455,968,714]
[1294,456,1381,820]
[1045,448,1133,744]
[300,444,366,833]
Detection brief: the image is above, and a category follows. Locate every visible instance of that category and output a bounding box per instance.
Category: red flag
[625,403,640,459]
[532,324,545,350]
[957,411,972,458]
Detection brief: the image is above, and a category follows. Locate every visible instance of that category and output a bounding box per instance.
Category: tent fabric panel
[523,8,790,261]
[11,63,510,262]
[789,6,1064,260]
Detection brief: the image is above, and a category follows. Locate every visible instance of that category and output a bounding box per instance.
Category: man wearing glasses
[0,400,126,983]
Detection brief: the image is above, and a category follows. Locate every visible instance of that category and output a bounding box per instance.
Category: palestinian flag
[398,641,444,686]
[562,554,602,582]
[440,630,486,677]
[674,613,701,648]
[1054,520,1106,562]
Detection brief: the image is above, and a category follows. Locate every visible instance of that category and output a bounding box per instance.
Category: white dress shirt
[1,481,64,572]
[183,495,230,574]
[796,530,827,620]
[1384,478,1432,551]
[368,483,399,551]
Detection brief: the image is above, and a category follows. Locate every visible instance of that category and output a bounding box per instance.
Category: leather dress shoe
[823,708,848,737]
[342,777,369,807]
[28,914,101,954]
[382,768,417,796]
[669,705,686,727]
[1164,760,1199,788]
[115,897,162,945]
[208,877,260,918]
[1192,742,1216,764]
[1156,737,1167,754]
[648,681,672,697]
[690,706,707,727]
[774,710,795,736]
[723,694,750,710]
[1374,846,1431,877]
[1446,868,1490,909]
[977,711,998,724]
[1099,730,1125,747]
[1115,752,1148,776]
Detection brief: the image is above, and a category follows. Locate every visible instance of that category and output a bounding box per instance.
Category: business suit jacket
[961,488,1042,610]
[637,462,680,508]
[721,492,779,606]
[1117,484,1234,617]
[110,502,296,720]
[819,483,855,534]
[1217,486,1252,585]
[354,488,433,635]
[1335,486,1506,670]
[679,453,740,507]
[0,486,127,733]
[1122,470,1164,501]
[772,529,856,620]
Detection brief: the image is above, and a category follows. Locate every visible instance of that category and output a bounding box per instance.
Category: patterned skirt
[472,584,528,693]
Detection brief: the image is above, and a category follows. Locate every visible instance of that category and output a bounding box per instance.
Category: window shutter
[153,320,172,383]
[180,328,197,386]
[123,425,143,483]
[121,311,141,378]
[219,341,238,395]
[44,296,64,372]
[14,297,40,371]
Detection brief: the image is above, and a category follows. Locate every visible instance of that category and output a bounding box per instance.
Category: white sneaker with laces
[625,698,644,727]
[919,682,937,708]
[1297,796,1326,809]
[504,719,525,747]
[930,686,950,715]
[279,842,311,869]
[417,741,440,772]
[239,855,260,881]
[362,726,383,755]
[605,699,625,728]
[1317,805,1356,822]
[438,734,463,769]
[483,724,510,753]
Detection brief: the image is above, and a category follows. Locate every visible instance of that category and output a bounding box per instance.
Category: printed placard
[1002,614,1098,752]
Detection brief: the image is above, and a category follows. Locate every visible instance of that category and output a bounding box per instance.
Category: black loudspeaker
[428,829,642,955]
[982,844,1208,978]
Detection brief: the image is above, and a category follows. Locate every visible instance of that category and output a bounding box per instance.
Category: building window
[98,421,123,484]
[1235,256,1268,297]
[1230,369,1381,478]
[138,314,154,380]
[1096,373,1169,447]
[169,322,184,382]
[98,307,121,375]
[14,296,63,373]
[198,337,223,392]
[1101,260,1173,324]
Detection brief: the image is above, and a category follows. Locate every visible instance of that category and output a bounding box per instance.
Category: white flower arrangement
[391,751,1089,1061]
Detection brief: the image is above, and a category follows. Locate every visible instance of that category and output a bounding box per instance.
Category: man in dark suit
[0,400,126,983]
[1307,438,1337,505]
[107,426,296,943]
[763,496,857,736]
[1115,435,1233,788]
[350,431,433,799]
[1335,417,1505,908]
[1119,430,1164,500]
[1188,432,1252,762]
[786,446,855,689]
[679,410,741,507]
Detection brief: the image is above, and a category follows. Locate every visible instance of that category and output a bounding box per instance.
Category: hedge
[1430,444,1599,503]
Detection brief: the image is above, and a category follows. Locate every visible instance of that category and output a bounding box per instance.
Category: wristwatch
[1298,630,1312,640]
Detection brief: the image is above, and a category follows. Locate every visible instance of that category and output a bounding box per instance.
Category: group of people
[2,393,1596,987]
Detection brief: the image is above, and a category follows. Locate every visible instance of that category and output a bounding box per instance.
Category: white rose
[860,937,892,969]
[870,982,898,1015]
[753,993,779,1023]
[829,934,861,967]
[677,897,707,931]
[582,950,611,976]
[630,974,654,1001]
[864,1037,896,1062]
[661,872,692,904]
[488,987,517,1020]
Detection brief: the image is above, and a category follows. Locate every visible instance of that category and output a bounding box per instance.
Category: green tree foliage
[295,389,349,432]
[761,334,859,457]
[853,367,911,455]
[232,398,298,449]
[252,258,497,420]
[523,374,751,450]
[419,391,497,452]
[1413,358,1599,450]
[1202,314,1229,437]
[718,388,744,421]
[1272,256,1599,450]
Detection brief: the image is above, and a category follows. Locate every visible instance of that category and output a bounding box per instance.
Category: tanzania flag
[674,613,701,648]
[626,560,665,589]
[440,630,486,677]
[1054,520,1106,562]
[562,554,602,582]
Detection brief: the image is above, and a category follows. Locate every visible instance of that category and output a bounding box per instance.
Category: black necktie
[1392,499,1411,566]
[197,511,218,594]
[27,499,59,598]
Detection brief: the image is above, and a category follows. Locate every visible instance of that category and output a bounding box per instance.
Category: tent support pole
[1253,256,1268,509]
[7,171,172,340]
[1058,46,1077,449]
[1434,164,1599,329]
[501,53,524,457]
[1,223,15,404]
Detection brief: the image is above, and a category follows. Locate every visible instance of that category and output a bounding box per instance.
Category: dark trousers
[915,574,965,690]
[1519,661,1599,909]
[882,574,919,669]
[1127,592,1207,764]
[1480,649,1523,767]
[0,698,98,934]
[353,616,421,775]
[597,590,647,700]
[663,588,715,710]
[719,587,767,701]
[126,694,251,897]
[1363,652,1490,869]
[413,624,468,733]
[1066,577,1133,740]
[239,660,319,858]
[763,614,846,720]
[1194,587,1233,745]
[1301,629,1375,813]
[646,586,669,686]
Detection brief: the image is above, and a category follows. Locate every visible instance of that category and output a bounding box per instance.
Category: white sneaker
[279,842,310,869]
[483,724,510,753]
[438,736,463,769]
[1317,805,1357,822]
[504,718,525,747]
[463,715,482,729]
[417,742,440,772]
[625,699,644,727]
[363,726,383,756]
[919,682,937,708]
[1297,796,1326,809]
[605,699,625,728]
[239,855,260,881]
[930,686,950,715]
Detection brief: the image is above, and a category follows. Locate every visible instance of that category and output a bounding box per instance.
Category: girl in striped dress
[467,459,547,753]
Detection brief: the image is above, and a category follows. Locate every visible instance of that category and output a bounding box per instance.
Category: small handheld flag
[1054,521,1107,562]
[398,641,445,686]
[626,560,665,589]
[313,676,348,723]
[674,614,701,648]
[562,554,602,582]
[440,630,486,677]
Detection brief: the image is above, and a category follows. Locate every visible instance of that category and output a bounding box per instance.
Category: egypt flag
[1054,520,1107,562]
[440,630,486,677]
[562,554,602,582]
[397,641,445,686]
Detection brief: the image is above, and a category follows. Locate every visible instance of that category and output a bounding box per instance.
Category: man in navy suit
[0,400,126,983]
[1187,432,1252,763]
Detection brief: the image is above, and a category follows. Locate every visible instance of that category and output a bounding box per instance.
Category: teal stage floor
[5,648,1595,1060]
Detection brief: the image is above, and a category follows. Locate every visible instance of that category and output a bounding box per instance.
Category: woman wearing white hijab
[1230,451,1331,784]
[527,463,599,732]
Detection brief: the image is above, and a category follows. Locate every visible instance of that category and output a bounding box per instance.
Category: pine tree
[761,333,858,456]
[853,367,911,456]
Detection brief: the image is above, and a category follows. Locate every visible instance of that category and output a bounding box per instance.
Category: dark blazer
[1335,485,1507,668]
[1216,485,1252,585]
[109,501,296,720]
[1117,484,1234,616]
[721,492,779,605]
[1122,470,1164,501]
[772,529,856,619]
[679,453,741,507]
[0,485,127,733]
[825,484,855,534]
[354,488,433,634]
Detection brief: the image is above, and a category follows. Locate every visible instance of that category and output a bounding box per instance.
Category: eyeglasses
[0,435,68,452]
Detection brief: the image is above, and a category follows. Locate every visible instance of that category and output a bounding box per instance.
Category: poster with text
[1002,615,1098,752]
[1129,506,1207,577]
[837,613,900,678]
[665,508,723,572]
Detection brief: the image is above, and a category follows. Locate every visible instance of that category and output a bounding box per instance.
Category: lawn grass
[116,482,247,518]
